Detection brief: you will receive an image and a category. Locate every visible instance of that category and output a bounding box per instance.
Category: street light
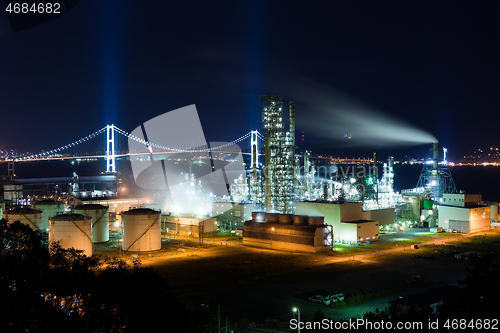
[293,307,300,333]
[271,227,275,248]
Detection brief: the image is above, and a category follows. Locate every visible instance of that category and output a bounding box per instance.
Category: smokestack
[432,143,439,170]
[323,183,328,200]
[373,152,376,175]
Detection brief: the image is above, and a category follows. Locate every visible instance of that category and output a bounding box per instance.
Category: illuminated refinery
[1,3,498,330]
[1,95,497,255]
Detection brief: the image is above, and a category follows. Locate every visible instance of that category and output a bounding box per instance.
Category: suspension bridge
[1,125,265,175]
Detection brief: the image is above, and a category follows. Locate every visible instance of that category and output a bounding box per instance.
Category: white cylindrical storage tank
[49,213,92,257]
[33,200,65,231]
[122,208,161,252]
[73,204,109,243]
[5,207,43,231]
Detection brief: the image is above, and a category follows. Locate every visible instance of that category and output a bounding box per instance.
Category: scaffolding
[416,143,457,202]
[261,95,295,214]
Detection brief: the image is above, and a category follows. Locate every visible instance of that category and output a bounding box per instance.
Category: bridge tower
[250,130,259,168]
[7,161,14,179]
[106,124,116,173]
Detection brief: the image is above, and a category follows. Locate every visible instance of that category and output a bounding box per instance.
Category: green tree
[0,220,188,333]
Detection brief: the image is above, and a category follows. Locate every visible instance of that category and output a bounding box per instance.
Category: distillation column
[261,95,295,214]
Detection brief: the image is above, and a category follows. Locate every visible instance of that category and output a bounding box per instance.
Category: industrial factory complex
[1,95,498,255]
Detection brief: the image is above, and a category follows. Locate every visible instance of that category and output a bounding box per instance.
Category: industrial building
[401,191,428,225]
[2,174,118,203]
[76,193,164,213]
[483,201,499,222]
[162,214,218,237]
[438,193,494,233]
[243,212,331,252]
[296,201,381,244]
[212,202,259,231]
[367,207,396,227]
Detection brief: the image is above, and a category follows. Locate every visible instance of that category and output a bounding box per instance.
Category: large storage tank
[122,208,161,252]
[49,213,92,256]
[33,200,65,231]
[5,207,43,231]
[251,211,266,222]
[73,204,109,243]
[308,216,325,226]
[293,215,308,226]
[278,214,293,225]
[265,213,279,223]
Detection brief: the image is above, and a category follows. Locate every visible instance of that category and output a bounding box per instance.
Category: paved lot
[138,228,499,324]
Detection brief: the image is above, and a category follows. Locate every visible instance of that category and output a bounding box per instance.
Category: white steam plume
[281,76,437,147]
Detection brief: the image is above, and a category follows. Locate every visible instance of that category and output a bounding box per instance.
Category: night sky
[1,0,499,160]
